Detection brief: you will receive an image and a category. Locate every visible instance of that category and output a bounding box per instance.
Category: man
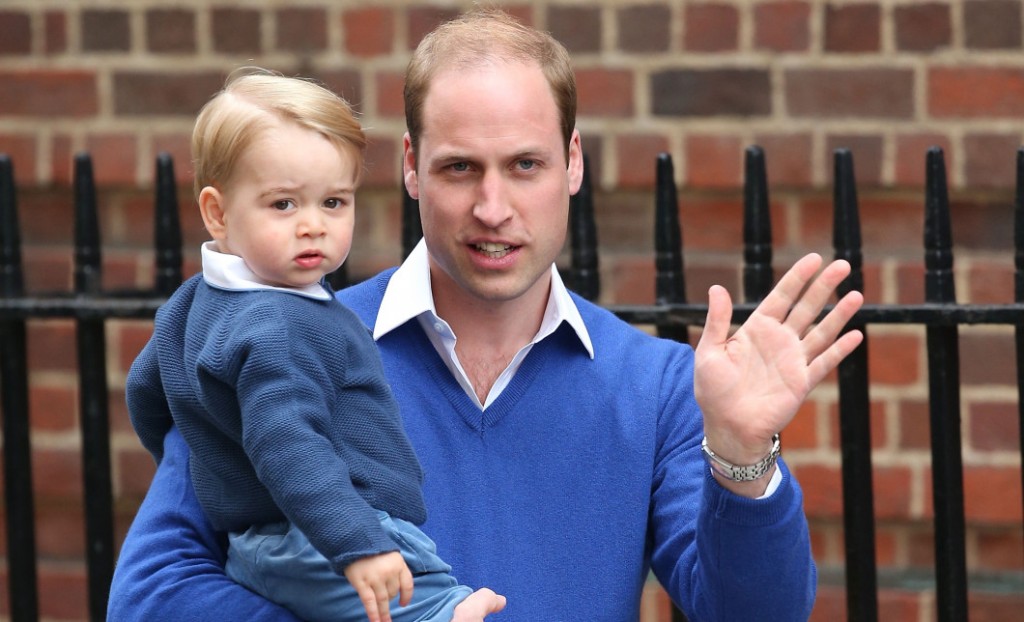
[109,8,863,621]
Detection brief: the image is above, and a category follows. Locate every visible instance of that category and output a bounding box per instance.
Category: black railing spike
[569,154,600,301]
[1014,146,1024,564]
[0,153,40,620]
[655,153,685,305]
[653,153,689,346]
[401,183,422,260]
[1015,147,1024,302]
[72,152,115,619]
[832,148,878,622]
[833,149,865,295]
[922,145,968,622]
[924,147,956,303]
[1,155,24,296]
[154,153,183,296]
[742,145,772,302]
[74,153,102,295]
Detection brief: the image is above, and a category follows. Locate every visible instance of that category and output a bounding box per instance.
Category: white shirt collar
[375,238,593,358]
[200,241,332,300]
[376,239,593,410]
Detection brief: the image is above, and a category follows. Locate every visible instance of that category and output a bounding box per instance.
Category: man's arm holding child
[108,426,300,622]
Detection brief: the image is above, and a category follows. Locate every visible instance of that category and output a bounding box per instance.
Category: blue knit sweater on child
[127,274,426,572]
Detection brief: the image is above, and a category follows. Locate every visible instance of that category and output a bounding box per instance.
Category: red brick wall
[1,2,1022,621]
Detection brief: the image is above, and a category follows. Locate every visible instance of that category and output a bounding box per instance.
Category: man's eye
[450,162,469,172]
[517,159,536,171]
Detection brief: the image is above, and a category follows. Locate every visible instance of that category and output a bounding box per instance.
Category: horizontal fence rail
[2,147,1024,622]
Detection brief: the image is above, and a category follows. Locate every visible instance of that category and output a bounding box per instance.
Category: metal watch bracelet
[700,434,781,482]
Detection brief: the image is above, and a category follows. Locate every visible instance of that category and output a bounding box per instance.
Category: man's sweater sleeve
[108,426,299,622]
[647,347,816,621]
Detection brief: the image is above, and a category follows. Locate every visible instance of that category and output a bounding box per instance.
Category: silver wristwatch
[700,434,781,482]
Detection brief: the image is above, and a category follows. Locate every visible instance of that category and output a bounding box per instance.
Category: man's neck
[430,269,550,403]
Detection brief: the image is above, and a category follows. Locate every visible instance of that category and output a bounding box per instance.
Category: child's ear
[198,186,227,241]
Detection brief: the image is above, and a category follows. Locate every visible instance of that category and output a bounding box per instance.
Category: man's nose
[472,171,513,227]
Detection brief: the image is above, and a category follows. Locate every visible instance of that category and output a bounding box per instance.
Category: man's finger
[754,253,823,323]
[804,290,864,374]
[782,259,852,335]
[697,284,734,352]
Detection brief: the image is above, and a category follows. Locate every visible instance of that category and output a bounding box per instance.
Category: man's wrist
[701,433,781,482]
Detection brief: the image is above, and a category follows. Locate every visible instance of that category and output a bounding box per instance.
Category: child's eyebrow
[258,186,295,198]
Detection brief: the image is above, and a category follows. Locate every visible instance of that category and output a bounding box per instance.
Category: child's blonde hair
[192,67,366,199]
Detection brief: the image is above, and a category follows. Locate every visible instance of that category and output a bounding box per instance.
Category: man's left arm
[646,356,815,621]
[651,254,862,620]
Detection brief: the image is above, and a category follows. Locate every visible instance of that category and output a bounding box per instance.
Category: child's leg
[227,514,502,622]
[227,522,366,622]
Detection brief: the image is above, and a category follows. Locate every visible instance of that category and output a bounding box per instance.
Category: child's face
[207,120,358,288]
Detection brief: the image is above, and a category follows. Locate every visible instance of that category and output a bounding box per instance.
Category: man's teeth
[476,242,513,258]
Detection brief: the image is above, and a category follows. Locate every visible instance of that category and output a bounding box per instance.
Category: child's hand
[343,551,413,622]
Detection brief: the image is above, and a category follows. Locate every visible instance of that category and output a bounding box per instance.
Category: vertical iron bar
[743,145,773,302]
[73,153,114,621]
[922,147,967,622]
[154,153,182,296]
[655,153,689,622]
[654,153,688,343]
[1014,147,1024,558]
[0,154,40,621]
[832,149,878,622]
[401,183,422,260]
[569,154,600,301]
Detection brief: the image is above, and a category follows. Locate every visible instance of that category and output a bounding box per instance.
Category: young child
[126,68,505,622]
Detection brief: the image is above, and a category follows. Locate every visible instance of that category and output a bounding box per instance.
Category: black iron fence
[1,146,1023,622]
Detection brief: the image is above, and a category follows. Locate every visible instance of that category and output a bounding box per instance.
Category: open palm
[695,254,864,464]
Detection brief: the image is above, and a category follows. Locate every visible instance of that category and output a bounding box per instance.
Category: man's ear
[402,132,419,200]
[567,129,584,196]
[198,186,228,241]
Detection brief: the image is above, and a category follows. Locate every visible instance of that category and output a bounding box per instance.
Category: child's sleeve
[125,339,174,462]
[108,425,300,622]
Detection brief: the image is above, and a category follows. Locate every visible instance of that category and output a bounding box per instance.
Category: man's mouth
[474,242,515,258]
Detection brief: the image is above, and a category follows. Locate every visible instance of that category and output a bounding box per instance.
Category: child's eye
[324,198,342,209]
[272,200,294,211]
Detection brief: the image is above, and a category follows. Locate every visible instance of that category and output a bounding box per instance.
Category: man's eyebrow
[429,151,472,164]
[429,147,550,165]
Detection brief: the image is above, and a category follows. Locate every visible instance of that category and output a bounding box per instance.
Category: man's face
[403,61,583,312]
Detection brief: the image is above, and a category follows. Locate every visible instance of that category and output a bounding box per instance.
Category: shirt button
[433,322,444,333]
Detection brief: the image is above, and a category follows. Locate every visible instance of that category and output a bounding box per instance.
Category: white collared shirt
[375,239,594,410]
[201,242,332,300]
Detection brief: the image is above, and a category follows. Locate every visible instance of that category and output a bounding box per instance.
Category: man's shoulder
[570,291,693,359]
[336,268,398,326]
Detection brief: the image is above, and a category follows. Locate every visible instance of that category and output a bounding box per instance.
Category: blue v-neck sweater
[337,270,816,621]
